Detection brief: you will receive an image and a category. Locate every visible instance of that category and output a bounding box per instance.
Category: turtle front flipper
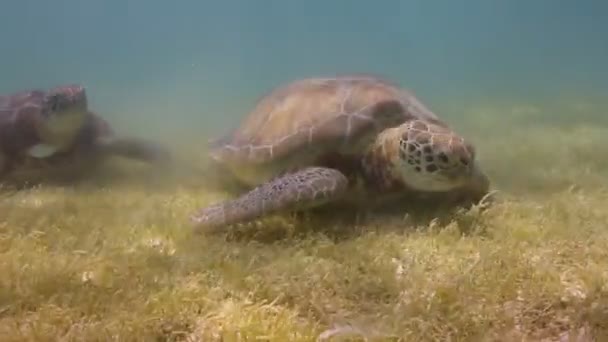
[96,137,172,165]
[190,167,349,233]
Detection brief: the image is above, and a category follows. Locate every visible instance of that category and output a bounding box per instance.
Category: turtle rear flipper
[190,166,349,233]
[96,137,172,165]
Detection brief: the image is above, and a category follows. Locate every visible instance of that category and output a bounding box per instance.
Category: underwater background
[3,2,608,340]
[1,0,607,191]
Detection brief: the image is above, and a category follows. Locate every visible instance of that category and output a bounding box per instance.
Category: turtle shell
[210,75,443,168]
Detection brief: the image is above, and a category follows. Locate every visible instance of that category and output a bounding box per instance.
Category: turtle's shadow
[217,194,495,245]
[0,155,188,191]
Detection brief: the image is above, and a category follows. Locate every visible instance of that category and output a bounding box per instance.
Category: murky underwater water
[0,0,606,204]
[1,2,608,340]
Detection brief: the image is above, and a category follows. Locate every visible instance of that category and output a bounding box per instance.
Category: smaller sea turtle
[190,75,490,233]
[0,84,171,183]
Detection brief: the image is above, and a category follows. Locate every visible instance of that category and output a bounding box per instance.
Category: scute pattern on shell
[210,75,443,165]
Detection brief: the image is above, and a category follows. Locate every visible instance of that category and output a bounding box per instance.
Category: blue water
[1,0,607,142]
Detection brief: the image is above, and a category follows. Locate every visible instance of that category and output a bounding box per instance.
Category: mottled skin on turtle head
[362,119,481,193]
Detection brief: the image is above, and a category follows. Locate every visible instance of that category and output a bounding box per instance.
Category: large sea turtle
[190,75,491,233]
[0,84,170,184]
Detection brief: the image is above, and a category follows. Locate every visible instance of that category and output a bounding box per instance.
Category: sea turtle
[0,84,171,184]
[190,75,490,233]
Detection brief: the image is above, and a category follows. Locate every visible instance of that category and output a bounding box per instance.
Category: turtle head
[37,84,88,150]
[392,119,483,192]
